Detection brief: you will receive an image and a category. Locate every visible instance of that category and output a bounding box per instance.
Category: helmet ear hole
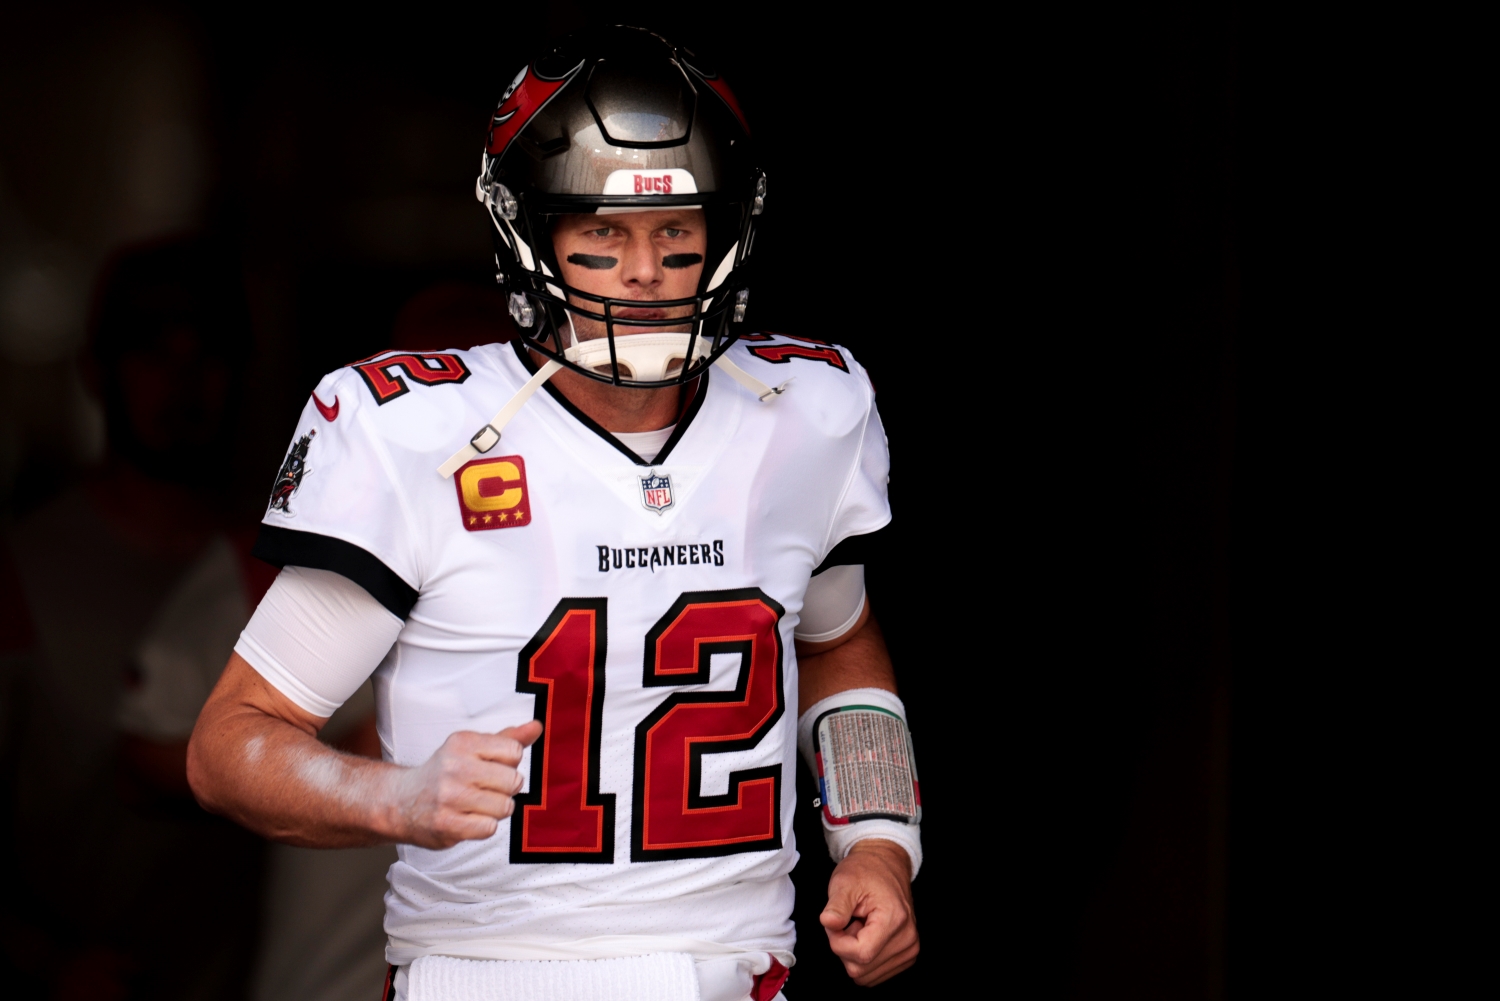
[487,184,518,221]
[508,293,536,328]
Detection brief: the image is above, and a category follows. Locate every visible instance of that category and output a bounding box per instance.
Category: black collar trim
[511,340,709,467]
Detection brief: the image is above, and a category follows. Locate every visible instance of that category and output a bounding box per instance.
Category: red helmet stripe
[700,75,750,136]
[486,67,573,157]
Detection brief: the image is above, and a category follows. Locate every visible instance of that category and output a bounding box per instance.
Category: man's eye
[590,228,612,238]
[664,228,683,238]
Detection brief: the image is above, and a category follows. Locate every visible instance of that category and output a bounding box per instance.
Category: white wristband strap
[438,359,562,478]
[797,687,923,879]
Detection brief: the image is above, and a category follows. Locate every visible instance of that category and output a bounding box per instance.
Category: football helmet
[476,26,763,388]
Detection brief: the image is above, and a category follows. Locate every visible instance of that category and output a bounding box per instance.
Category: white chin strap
[564,332,711,384]
[438,359,563,478]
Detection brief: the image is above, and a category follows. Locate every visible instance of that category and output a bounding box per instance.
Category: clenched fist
[387,721,543,849]
[821,838,920,985]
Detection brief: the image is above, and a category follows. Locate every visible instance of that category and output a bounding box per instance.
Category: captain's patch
[455,456,531,531]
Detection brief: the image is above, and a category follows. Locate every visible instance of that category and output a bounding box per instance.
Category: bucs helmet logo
[269,431,315,514]
[485,60,585,159]
[639,472,674,514]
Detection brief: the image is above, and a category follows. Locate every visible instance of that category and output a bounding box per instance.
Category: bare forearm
[190,652,539,851]
[798,608,897,708]
[188,700,403,848]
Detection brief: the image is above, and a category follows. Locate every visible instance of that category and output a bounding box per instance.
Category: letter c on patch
[460,460,523,511]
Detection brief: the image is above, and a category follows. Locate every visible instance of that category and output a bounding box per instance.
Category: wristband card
[813,705,922,825]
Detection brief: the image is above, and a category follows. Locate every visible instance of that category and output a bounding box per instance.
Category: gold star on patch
[469,516,477,525]
[483,514,493,523]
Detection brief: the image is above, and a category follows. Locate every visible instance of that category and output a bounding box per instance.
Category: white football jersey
[254,334,890,967]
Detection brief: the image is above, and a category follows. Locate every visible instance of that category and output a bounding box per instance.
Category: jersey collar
[510,339,709,467]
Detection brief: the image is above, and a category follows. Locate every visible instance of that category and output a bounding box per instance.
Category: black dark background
[0,0,1392,997]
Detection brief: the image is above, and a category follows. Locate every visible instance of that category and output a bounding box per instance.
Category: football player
[188,26,921,1001]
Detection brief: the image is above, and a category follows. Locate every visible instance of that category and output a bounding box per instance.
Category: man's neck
[531,348,682,433]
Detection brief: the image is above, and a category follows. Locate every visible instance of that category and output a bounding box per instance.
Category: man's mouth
[612,306,670,321]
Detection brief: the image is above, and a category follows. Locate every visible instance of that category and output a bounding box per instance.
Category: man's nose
[619,234,662,288]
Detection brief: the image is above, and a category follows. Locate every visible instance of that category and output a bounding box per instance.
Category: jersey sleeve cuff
[812,525,889,576]
[253,525,419,619]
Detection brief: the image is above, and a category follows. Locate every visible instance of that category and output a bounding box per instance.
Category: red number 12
[510,589,785,864]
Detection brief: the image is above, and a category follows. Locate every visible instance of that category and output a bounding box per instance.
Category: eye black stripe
[567,254,618,269]
[662,253,704,269]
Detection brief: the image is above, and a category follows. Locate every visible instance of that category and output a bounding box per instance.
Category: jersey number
[746,334,848,372]
[354,352,471,404]
[510,599,614,862]
[510,589,786,864]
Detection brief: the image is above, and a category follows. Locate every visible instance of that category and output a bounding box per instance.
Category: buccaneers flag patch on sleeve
[268,431,315,514]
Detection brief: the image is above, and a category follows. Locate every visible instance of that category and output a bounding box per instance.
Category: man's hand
[821,838,919,985]
[388,721,542,849]
[190,652,544,849]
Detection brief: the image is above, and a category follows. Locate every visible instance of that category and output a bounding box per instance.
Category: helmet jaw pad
[565,331,712,385]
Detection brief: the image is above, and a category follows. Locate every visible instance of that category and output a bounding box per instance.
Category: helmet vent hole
[586,60,694,147]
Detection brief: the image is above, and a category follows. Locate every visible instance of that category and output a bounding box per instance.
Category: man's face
[551,208,707,341]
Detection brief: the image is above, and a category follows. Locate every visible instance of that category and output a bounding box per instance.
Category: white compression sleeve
[234,566,404,718]
[797,687,922,878]
[795,564,866,643]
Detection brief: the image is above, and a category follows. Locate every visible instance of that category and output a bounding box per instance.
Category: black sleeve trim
[253,525,419,619]
[812,525,889,577]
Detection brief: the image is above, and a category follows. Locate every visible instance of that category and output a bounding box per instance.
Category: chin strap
[438,359,563,478]
[714,355,790,401]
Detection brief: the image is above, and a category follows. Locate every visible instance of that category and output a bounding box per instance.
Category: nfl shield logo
[639,471,674,514]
